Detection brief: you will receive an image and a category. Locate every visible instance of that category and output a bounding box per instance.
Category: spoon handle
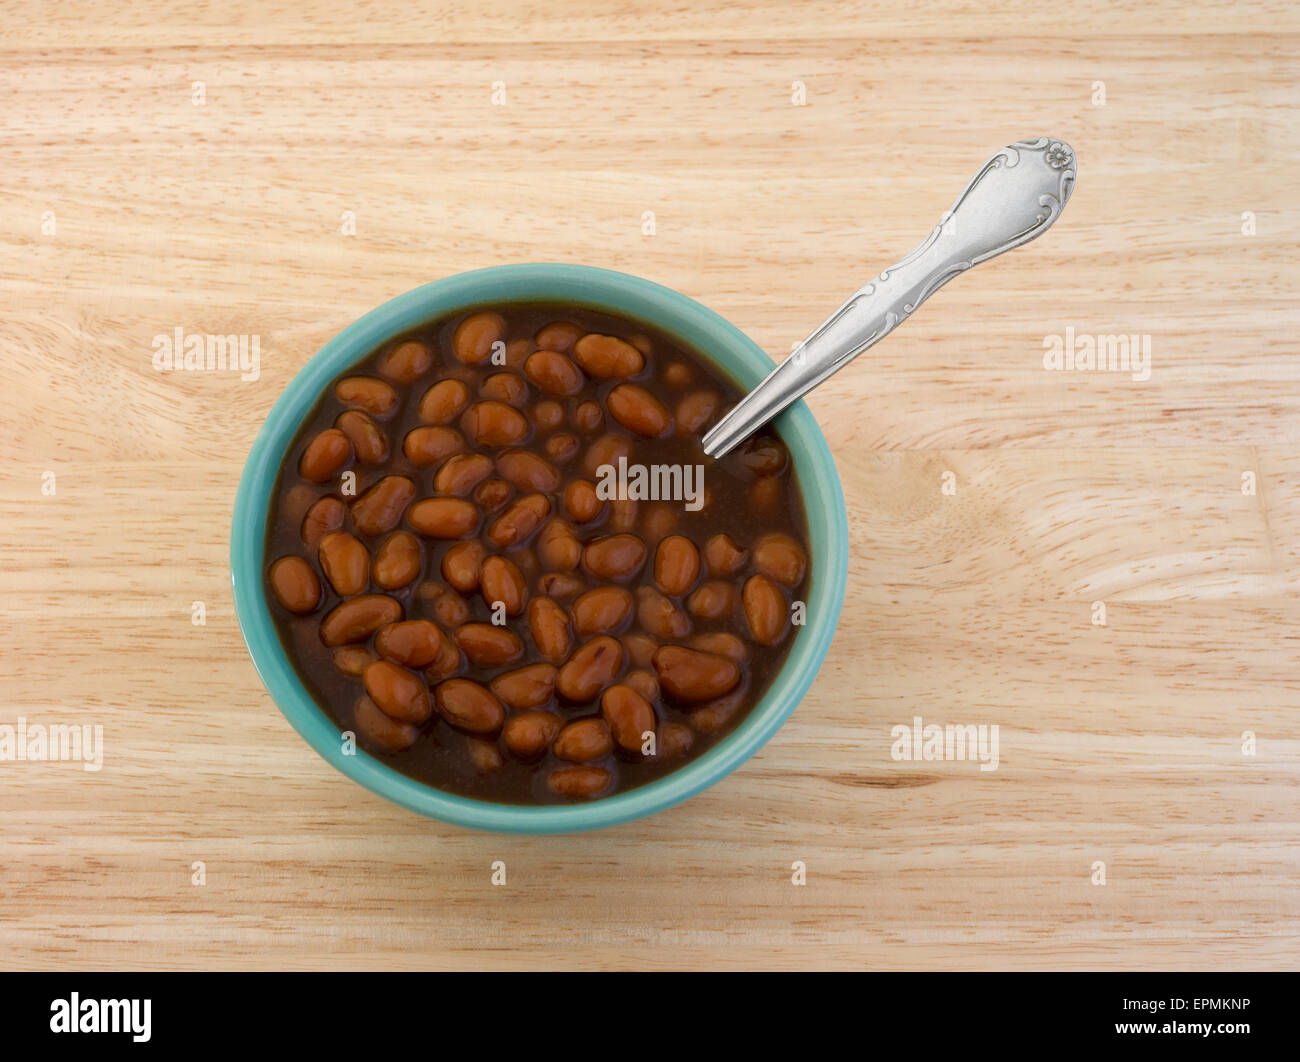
[701,136,1077,458]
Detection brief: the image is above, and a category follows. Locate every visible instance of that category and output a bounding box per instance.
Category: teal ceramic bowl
[231,264,847,833]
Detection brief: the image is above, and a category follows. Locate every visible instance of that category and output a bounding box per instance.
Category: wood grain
[0,0,1296,970]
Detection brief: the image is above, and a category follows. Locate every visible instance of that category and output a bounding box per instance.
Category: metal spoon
[701,136,1077,458]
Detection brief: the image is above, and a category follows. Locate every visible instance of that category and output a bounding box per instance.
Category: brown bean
[572,333,644,378]
[461,401,529,447]
[434,678,505,733]
[502,711,561,759]
[434,453,494,496]
[412,581,454,613]
[572,586,633,636]
[751,476,782,513]
[335,410,389,464]
[704,533,748,577]
[563,479,603,523]
[676,390,719,433]
[452,312,507,365]
[662,361,690,387]
[524,350,585,396]
[538,572,585,599]
[556,636,624,702]
[486,493,550,548]
[688,631,747,663]
[301,496,345,550]
[425,583,470,627]
[513,547,540,583]
[423,637,463,682]
[601,685,656,754]
[481,372,529,407]
[689,689,747,734]
[642,503,677,544]
[474,477,512,512]
[546,432,580,463]
[376,339,433,383]
[267,480,302,523]
[658,722,694,759]
[453,623,524,668]
[546,765,612,798]
[282,484,319,526]
[622,668,660,702]
[351,475,416,536]
[742,573,788,646]
[480,555,527,616]
[318,531,370,596]
[534,400,564,430]
[333,645,377,676]
[496,450,560,492]
[354,695,419,751]
[335,376,398,419]
[654,535,700,597]
[269,556,320,613]
[535,320,584,353]
[408,497,480,539]
[490,663,557,710]
[299,428,352,482]
[528,596,573,663]
[418,379,470,424]
[363,660,432,724]
[441,540,485,593]
[635,586,691,641]
[572,401,603,433]
[608,497,638,532]
[414,578,443,606]
[754,532,807,586]
[553,717,614,763]
[467,737,503,772]
[739,435,789,476]
[320,594,402,646]
[652,645,740,705]
[375,620,445,668]
[504,337,532,370]
[583,534,646,581]
[606,384,671,438]
[582,433,631,476]
[686,581,735,621]
[621,633,659,670]
[403,426,465,466]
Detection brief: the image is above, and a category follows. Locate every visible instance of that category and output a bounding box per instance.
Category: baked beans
[265,305,809,803]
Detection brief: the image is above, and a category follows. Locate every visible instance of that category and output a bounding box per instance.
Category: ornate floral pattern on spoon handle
[702,137,1077,458]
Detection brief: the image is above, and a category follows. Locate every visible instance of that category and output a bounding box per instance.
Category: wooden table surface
[2,0,1296,970]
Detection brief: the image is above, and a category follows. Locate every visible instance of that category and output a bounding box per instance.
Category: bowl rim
[230,263,848,833]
